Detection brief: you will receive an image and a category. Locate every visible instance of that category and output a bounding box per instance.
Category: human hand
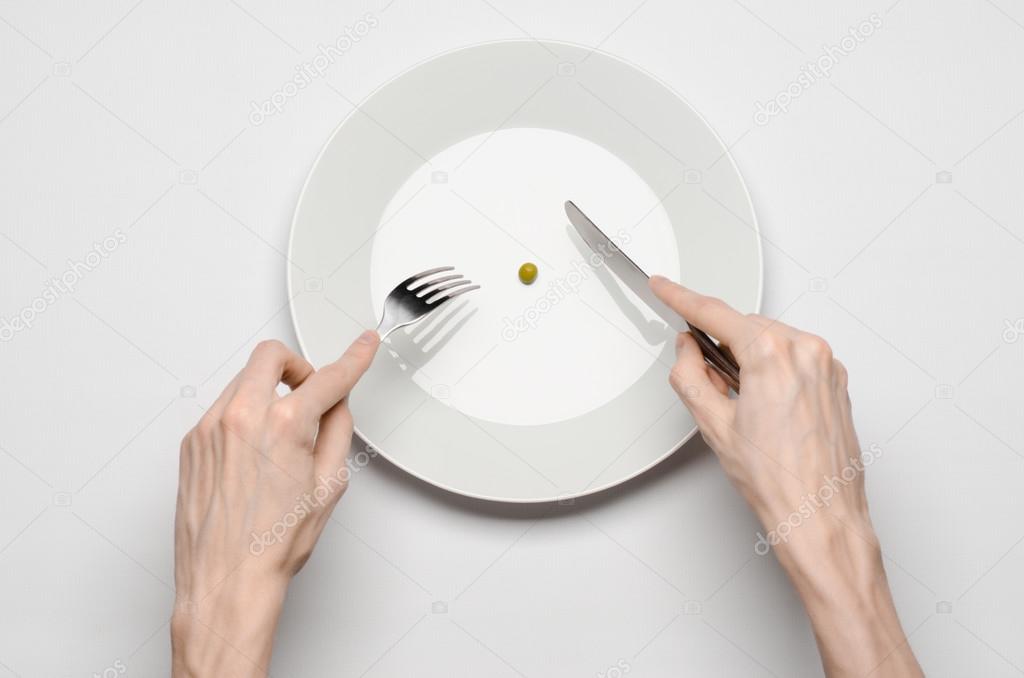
[650,276,867,561]
[171,332,380,677]
[650,276,921,678]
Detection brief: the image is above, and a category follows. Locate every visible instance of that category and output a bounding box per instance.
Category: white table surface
[1,1,1023,676]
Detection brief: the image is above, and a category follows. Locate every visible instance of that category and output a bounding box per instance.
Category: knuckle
[669,367,701,400]
[253,339,287,359]
[752,332,788,361]
[221,401,258,434]
[268,400,305,435]
[694,296,725,319]
[668,366,686,390]
[797,334,833,362]
[193,414,217,439]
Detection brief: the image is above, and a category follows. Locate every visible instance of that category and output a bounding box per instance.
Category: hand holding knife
[564,200,742,393]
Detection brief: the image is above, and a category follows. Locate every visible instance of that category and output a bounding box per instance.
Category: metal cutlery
[564,200,742,392]
[376,266,480,340]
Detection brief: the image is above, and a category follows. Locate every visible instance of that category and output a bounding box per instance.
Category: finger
[312,400,354,488]
[237,340,315,398]
[706,364,730,397]
[650,276,751,348]
[675,331,690,357]
[677,332,729,397]
[291,330,380,415]
[671,332,734,437]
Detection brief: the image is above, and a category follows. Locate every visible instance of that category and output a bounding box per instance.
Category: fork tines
[406,266,480,305]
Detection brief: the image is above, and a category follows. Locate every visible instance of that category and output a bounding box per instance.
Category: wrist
[775,517,882,604]
[172,573,288,677]
[774,522,921,676]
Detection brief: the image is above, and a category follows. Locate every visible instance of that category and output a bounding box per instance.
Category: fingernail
[651,275,686,290]
[357,330,377,344]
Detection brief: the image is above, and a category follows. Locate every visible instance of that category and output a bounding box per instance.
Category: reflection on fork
[376,266,480,340]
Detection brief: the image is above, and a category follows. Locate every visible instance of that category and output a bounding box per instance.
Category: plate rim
[287,38,764,504]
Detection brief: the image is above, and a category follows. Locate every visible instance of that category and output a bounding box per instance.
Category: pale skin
[171,279,922,677]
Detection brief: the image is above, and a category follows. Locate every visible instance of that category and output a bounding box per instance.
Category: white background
[1,0,1023,676]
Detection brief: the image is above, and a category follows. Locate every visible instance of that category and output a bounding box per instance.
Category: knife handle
[689,326,741,394]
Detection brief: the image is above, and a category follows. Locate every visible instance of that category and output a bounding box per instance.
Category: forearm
[171,576,287,678]
[650,278,922,675]
[775,522,923,678]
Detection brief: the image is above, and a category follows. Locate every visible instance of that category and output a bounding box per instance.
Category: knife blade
[564,200,741,392]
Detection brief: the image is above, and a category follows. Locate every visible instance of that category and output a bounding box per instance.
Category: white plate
[288,40,762,503]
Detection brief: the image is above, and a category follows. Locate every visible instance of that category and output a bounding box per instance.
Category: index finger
[236,340,314,400]
[649,275,751,347]
[289,330,381,415]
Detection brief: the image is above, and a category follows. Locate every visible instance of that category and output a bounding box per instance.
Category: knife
[564,200,741,393]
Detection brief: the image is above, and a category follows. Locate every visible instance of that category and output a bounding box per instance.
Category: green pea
[518,262,538,285]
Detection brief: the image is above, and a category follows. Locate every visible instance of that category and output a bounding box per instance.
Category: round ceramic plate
[288,40,762,503]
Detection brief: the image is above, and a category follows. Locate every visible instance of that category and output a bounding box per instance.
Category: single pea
[518,262,538,285]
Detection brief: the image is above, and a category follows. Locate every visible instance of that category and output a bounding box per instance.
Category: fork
[376,266,480,339]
